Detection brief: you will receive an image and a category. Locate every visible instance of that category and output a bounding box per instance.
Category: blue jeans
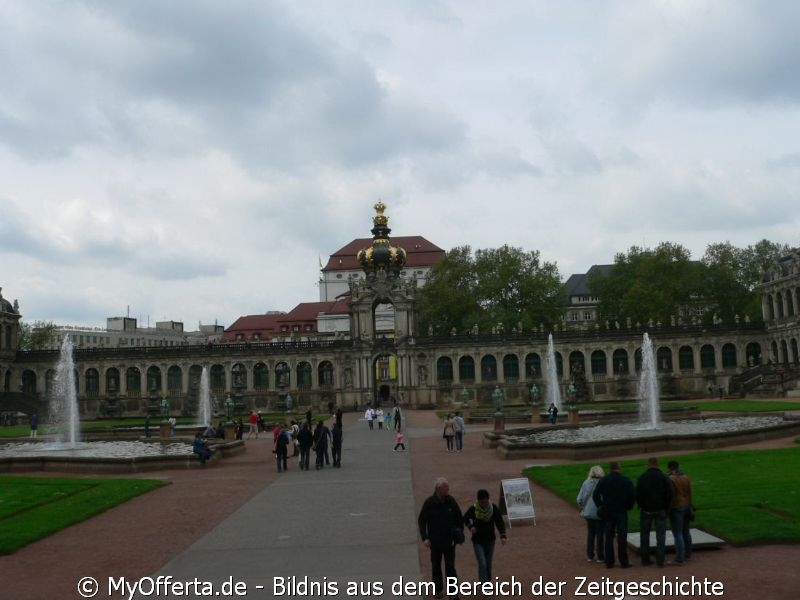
[670,506,693,562]
[639,510,667,565]
[472,540,495,583]
[455,431,463,451]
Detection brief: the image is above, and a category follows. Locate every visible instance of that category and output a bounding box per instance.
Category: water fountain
[545,334,563,411]
[638,332,661,429]
[0,347,243,473]
[487,333,800,459]
[51,336,80,447]
[198,367,212,427]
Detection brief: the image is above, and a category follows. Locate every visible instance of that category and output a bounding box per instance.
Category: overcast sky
[2,0,799,330]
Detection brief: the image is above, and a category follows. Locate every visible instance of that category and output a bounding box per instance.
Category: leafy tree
[17,320,57,351]
[419,245,563,335]
[702,240,790,322]
[588,243,705,325]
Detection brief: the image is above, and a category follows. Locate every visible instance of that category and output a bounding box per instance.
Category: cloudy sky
[2,0,799,330]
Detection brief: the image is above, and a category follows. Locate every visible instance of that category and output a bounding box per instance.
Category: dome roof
[0,287,17,314]
[357,201,407,276]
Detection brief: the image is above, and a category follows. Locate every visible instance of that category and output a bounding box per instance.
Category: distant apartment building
[45,317,224,350]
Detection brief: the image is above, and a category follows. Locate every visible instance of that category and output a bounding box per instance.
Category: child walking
[393,430,406,451]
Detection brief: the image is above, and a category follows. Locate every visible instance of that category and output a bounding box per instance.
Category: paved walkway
[143,416,422,599]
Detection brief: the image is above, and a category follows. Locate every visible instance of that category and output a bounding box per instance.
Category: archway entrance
[373,353,397,407]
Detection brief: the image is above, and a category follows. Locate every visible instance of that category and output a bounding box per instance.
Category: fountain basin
[487,416,800,460]
[0,438,245,474]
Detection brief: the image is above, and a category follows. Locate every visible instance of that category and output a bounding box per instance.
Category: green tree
[588,243,705,325]
[17,320,57,351]
[419,245,562,335]
[702,239,790,322]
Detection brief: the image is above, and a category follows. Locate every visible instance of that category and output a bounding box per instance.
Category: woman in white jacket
[576,465,605,562]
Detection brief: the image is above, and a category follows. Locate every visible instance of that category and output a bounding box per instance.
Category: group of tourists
[364,403,403,431]
[578,457,693,568]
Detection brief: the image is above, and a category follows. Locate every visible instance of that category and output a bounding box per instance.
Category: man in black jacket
[593,461,636,569]
[636,457,673,566]
[418,477,464,599]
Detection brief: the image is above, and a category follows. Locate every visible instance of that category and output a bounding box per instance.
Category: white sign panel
[500,478,536,527]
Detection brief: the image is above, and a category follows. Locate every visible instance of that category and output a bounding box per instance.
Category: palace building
[1,204,798,420]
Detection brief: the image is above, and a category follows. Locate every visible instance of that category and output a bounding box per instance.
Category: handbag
[451,527,465,545]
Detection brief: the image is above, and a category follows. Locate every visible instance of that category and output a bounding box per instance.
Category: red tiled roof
[323,235,445,271]
[220,313,284,342]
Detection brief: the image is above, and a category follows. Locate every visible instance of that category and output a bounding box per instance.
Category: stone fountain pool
[488,415,800,460]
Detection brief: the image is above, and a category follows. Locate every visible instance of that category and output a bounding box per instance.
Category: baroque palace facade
[1,205,799,419]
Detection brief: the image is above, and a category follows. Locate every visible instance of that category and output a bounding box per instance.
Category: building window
[583,312,592,321]
[304,324,313,332]
[570,312,579,321]
[292,325,300,332]
[336,274,343,279]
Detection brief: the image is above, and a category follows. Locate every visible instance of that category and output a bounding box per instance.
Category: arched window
[721,343,737,368]
[297,362,312,389]
[85,368,100,396]
[568,351,585,377]
[745,342,762,366]
[700,345,716,369]
[232,363,247,389]
[254,363,269,389]
[591,350,607,375]
[678,346,694,371]
[146,366,161,394]
[318,361,334,387]
[525,353,541,379]
[502,354,519,380]
[210,364,226,391]
[481,355,497,381]
[612,349,628,374]
[126,367,141,394]
[657,347,673,372]
[459,356,475,381]
[22,369,37,395]
[167,366,182,393]
[106,368,120,394]
[436,357,453,382]
[275,362,290,388]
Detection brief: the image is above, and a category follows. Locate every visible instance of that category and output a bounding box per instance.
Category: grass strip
[0,476,167,554]
[524,447,800,545]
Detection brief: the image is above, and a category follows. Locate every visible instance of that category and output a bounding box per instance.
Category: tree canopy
[17,320,57,351]
[588,239,791,325]
[418,245,563,335]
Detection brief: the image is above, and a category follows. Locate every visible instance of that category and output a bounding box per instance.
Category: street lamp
[492,385,504,412]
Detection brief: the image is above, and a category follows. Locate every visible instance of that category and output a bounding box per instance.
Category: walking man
[418,477,464,599]
[635,457,673,567]
[593,461,635,569]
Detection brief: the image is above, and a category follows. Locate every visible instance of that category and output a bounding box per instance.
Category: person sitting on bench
[193,432,214,465]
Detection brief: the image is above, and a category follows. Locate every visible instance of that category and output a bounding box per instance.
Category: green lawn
[0,476,167,554]
[524,446,800,545]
